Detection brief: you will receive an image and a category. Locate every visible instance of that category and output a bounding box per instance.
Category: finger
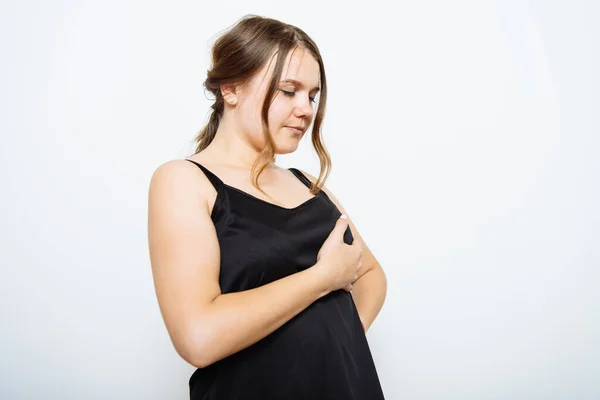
[336,214,349,234]
[327,215,348,242]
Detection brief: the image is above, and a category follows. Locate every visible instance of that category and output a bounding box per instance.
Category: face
[232,47,321,154]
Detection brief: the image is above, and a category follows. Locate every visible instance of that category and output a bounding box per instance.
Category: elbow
[183,347,210,369]
[379,266,388,295]
[191,355,211,370]
[177,304,222,368]
[194,338,222,369]
[183,324,216,369]
[179,342,211,369]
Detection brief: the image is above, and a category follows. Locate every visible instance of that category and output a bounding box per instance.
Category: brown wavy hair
[191,14,331,197]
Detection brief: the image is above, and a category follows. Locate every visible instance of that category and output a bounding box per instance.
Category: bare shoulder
[150,159,222,213]
[298,169,383,275]
[150,159,208,197]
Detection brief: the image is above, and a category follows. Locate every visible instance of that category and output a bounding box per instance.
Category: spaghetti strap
[289,168,329,200]
[185,159,223,191]
[182,158,383,399]
[288,168,313,189]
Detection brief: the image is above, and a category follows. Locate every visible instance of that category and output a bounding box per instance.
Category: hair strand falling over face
[192,14,332,196]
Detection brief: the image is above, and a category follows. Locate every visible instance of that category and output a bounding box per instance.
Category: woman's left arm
[300,170,388,332]
[350,262,387,332]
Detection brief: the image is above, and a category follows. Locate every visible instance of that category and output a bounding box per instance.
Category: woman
[148,14,387,399]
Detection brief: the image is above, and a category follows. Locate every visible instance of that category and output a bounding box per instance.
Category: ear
[220,83,238,106]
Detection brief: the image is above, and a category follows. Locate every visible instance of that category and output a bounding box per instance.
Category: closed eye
[280,89,317,104]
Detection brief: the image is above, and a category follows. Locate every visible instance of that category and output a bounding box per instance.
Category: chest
[210,189,353,293]
[210,168,317,211]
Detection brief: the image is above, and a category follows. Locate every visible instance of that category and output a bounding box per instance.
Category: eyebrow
[280,79,320,92]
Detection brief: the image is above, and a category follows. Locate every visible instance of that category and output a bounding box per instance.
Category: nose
[294,93,314,119]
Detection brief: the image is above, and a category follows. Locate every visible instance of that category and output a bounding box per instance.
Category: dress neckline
[185,158,319,211]
[222,182,320,211]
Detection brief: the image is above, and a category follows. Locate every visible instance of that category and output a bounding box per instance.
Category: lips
[286,126,304,133]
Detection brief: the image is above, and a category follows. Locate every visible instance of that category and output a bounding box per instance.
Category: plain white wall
[1,0,598,399]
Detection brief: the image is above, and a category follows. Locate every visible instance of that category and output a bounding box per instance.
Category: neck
[200,120,276,170]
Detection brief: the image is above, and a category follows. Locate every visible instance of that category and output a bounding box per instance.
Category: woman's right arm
[147,160,332,369]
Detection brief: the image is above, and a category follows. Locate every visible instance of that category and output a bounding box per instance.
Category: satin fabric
[185,159,385,400]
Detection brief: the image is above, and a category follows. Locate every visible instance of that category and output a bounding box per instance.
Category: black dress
[185,159,385,400]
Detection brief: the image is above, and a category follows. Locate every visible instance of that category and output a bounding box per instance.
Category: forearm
[351,264,387,332]
[194,265,330,368]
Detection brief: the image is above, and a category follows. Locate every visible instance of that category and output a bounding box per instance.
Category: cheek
[237,100,262,130]
[267,101,289,129]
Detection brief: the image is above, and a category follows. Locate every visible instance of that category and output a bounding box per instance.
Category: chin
[275,142,300,155]
[275,148,297,155]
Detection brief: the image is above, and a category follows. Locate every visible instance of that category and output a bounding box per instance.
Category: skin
[186,47,320,209]
[189,46,387,330]
[198,46,320,168]
[148,46,387,368]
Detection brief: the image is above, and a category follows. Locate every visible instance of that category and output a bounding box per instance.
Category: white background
[1,0,598,399]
